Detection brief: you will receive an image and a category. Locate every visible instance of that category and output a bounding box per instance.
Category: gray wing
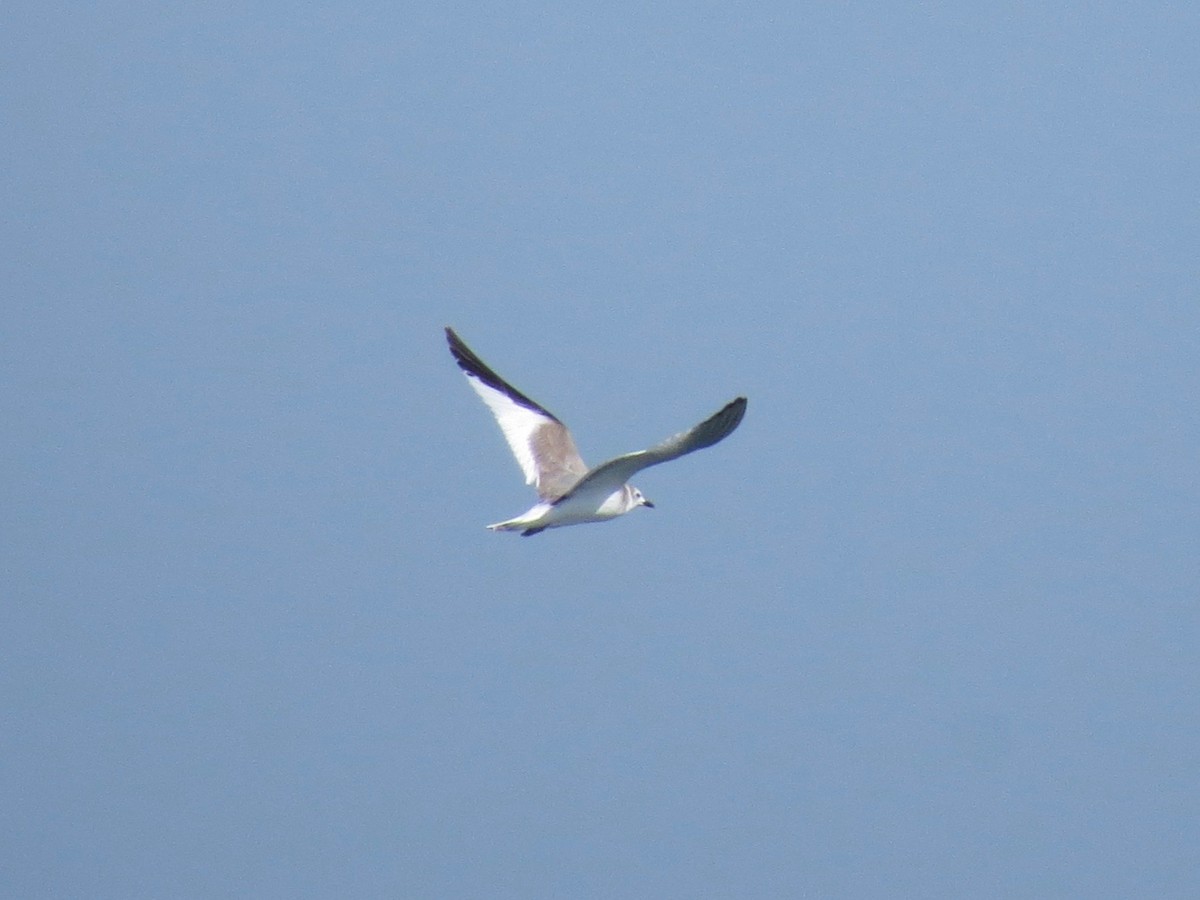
[555,396,747,502]
[446,327,589,500]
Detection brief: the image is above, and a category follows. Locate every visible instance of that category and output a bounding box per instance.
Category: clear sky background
[4,2,1198,897]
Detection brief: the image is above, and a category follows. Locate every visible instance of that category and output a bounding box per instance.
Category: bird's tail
[486,519,546,537]
[486,519,523,532]
[487,501,552,535]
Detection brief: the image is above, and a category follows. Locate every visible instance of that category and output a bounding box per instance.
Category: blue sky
[4,2,1199,897]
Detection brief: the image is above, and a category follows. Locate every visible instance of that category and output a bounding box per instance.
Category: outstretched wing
[555,396,747,502]
[445,327,589,500]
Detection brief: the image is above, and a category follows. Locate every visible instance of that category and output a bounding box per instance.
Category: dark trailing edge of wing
[444,327,563,423]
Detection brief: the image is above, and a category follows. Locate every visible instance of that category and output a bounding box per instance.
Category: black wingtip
[444,326,488,375]
[704,396,747,446]
[725,396,748,424]
[443,327,564,423]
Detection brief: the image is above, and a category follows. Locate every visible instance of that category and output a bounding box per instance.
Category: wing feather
[554,397,747,503]
[445,328,588,499]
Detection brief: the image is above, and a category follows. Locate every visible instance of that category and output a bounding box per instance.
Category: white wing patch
[463,373,558,490]
[447,328,589,500]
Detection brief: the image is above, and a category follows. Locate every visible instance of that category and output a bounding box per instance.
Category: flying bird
[445,327,747,536]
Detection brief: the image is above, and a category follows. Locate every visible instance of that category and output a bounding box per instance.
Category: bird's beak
[642,499,655,508]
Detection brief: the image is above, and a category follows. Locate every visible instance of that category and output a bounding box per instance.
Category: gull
[445,327,747,536]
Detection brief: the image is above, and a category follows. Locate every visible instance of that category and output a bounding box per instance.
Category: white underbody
[488,482,637,533]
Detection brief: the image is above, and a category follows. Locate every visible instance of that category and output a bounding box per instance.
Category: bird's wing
[553,396,747,503]
[445,327,589,500]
